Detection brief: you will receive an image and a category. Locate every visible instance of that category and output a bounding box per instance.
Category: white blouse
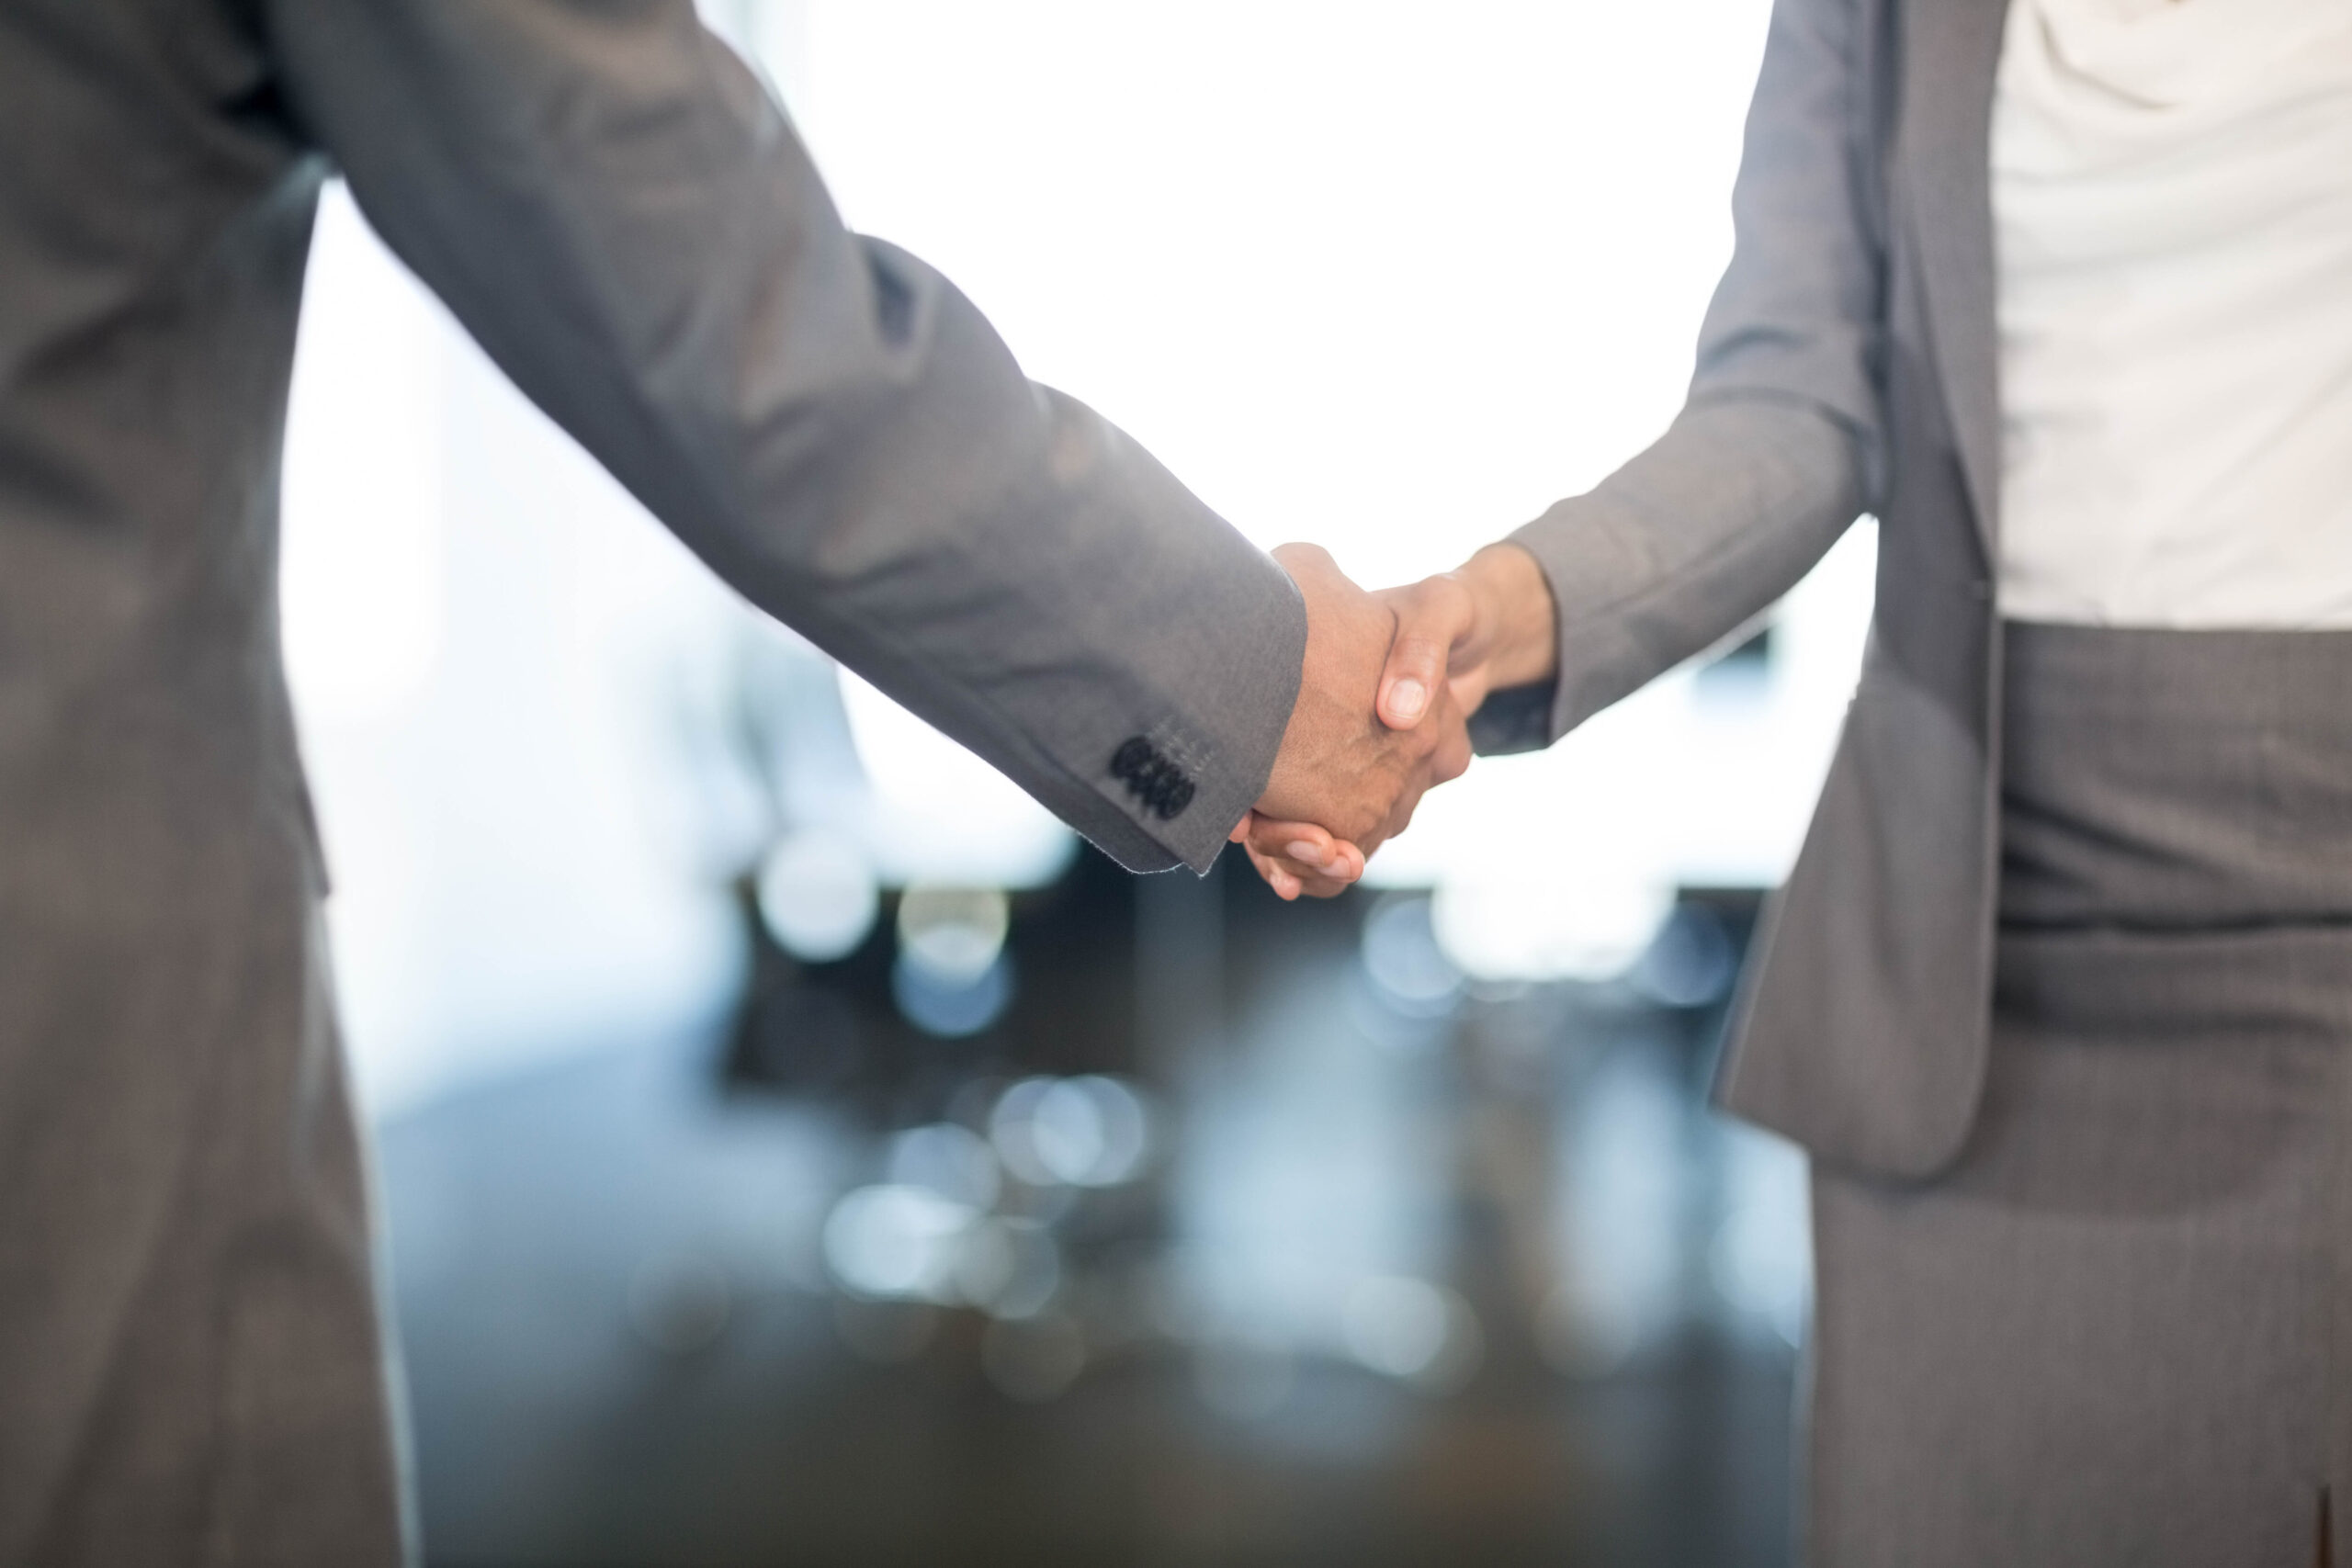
[1991,0,2352,627]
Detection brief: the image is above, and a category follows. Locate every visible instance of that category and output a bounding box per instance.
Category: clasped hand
[1230,540,1556,898]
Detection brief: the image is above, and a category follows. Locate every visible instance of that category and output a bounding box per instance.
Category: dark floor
[379,857,1799,1568]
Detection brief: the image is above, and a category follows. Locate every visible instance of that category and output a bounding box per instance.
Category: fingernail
[1286,840,1329,869]
[1388,679,1427,721]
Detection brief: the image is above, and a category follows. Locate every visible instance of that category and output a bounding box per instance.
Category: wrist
[1458,543,1558,691]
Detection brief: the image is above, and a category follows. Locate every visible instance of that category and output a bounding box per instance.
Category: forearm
[1471,397,1867,753]
[1455,542,1559,693]
[265,0,1302,874]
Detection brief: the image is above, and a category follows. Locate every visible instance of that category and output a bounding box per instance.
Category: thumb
[1376,574,1476,730]
[1269,540,1338,590]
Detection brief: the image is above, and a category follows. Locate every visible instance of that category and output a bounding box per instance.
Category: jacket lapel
[1900,0,2010,553]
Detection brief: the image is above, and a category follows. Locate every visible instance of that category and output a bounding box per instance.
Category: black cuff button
[1111,736,1155,782]
[1108,735,1193,822]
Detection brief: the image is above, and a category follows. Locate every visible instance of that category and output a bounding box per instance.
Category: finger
[1430,705,1475,786]
[1376,575,1476,730]
[1236,812,1307,899]
[1268,540,1339,588]
[1243,816,1344,877]
[1444,663,1497,717]
[1240,834,1343,901]
[1292,870,1356,899]
[1243,818,1365,893]
[1243,840,1301,900]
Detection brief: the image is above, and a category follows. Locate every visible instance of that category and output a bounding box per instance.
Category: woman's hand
[1374,542,1559,729]
[1228,813,1363,900]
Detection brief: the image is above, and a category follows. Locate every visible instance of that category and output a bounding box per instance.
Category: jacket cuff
[1083,566,1306,875]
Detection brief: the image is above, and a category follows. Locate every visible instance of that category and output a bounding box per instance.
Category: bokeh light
[896,886,1010,984]
[889,886,1017,1035]
[990,1075,1153,1188]
[1340,1275,1482,1393]
[1431,874,1678,986]
[822,1183,975,1302]
[885,1122,1001,1211]
[1628,901,1739,1009]
[755,829,880,962]
[1359,894,1463,1017]
[955,1216,1062,1319]
[890,951,1014,1037]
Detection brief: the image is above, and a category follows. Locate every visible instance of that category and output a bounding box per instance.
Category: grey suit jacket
[1490,0,2010,1179]
[0,1,1303,1562]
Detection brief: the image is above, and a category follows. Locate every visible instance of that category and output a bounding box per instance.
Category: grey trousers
[1809,623,2352,1567]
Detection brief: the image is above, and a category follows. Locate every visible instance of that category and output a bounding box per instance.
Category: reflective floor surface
[381,854,1802,1567]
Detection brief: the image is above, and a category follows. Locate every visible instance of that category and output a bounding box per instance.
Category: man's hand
[1234,542,1557,899]
[1229,543,1473,898]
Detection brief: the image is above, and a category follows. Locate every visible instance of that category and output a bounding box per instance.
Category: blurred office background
[281,2,1873,1562]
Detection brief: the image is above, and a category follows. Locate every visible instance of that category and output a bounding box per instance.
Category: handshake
[1229,539,1558,899]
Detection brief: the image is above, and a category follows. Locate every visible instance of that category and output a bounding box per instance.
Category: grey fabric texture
[1497,0,2017,1177]
[0,0,1313,1562]
[1807,622,2352,1565]
[1997,625,2352,932]
[256,0,1309,877]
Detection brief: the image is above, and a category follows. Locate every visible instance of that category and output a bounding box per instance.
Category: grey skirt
[1808,622,2352,1568]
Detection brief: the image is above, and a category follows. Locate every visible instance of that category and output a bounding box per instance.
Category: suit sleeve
[1473,0,1885,755]
[255,0,1302,874]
